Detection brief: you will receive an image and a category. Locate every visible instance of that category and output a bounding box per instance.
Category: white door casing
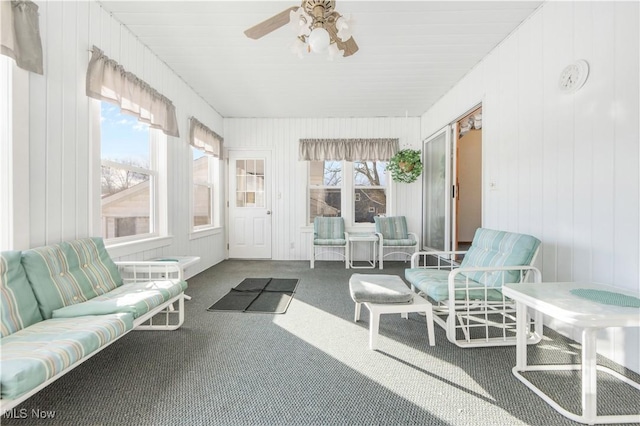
[228,150,272,259]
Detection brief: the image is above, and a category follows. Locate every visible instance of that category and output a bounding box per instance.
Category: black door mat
[207,278,299,314]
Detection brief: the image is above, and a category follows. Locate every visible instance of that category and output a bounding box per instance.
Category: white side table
[503,282,640,425]
[348,233,378,269]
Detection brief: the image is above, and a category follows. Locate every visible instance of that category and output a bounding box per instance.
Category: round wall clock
[558,59,589,93]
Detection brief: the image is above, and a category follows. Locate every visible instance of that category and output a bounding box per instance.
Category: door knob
[266,210,271,215]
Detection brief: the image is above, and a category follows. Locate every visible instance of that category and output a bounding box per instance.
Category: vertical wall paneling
[22,1,224,277]
[419,1,640,373]
[224,117,421,261]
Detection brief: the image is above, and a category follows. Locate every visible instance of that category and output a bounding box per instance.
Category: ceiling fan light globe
[289,8,312,37]
[336,15,354,42]
[291,38,307,59]
[308,27,331,53]
[327,42,344,61]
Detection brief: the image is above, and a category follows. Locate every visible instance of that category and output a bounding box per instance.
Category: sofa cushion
[1,251,43,338]
[0,313,133,400]
[405,268,504,303]
[21,238,123,319]
[349,274,413,304]
[459,228,540,287]
[381,237,416,247]
[51,280,187,319]
[314,217,345,241]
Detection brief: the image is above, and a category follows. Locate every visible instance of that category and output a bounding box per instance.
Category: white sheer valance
[86,46,179,137]
[189,117,222,158]
[0,0,43,74]
[299,138,399,161]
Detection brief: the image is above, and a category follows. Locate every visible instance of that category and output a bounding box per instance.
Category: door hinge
[227,243,229,250]
[452,185,456,198]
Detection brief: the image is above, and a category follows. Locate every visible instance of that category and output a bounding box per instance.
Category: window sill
[106,235,174,259]
[189,227,223,240]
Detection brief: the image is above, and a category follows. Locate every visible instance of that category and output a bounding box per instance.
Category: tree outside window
[354,161,387,223]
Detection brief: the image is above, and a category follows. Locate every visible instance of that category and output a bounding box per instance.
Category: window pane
[193,184,212,227]
[354,161,387,224]
[101,166,151,238]
[100,102,149,167]
[355,188,386,223]
[310,161,341,186]
[309,188,341,223]
[354,161,387,186]
[193,148,209,182]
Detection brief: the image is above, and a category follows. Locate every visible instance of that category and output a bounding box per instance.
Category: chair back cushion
[1,251,43,337]
[460,228,540,287]
[314,217,345,242]
[374,216,409,239]
[21,238,123,319]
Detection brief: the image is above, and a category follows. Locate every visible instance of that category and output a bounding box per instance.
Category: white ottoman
[349,273,435,350]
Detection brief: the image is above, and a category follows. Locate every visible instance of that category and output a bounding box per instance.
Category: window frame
[190,146,220,234]
[307,159,391,228]
[97,101,165,245]
[352,160,388,225]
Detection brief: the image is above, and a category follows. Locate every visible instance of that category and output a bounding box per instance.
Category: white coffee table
[503,282,640,425]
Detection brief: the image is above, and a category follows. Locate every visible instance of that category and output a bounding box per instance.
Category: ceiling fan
[244,0,359,57]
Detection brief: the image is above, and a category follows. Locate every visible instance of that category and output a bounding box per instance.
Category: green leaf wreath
[387,149,423,183]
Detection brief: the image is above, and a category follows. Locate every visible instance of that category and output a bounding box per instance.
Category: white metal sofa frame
[0,261,186,415]
[407,247,543,348]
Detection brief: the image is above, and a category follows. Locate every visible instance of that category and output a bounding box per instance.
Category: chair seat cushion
[51,280,187,319]
[349,274,414,304]
[0,313,133,399]
[381,238,416,247]
[405,268,504,303]
[314,239,346,246]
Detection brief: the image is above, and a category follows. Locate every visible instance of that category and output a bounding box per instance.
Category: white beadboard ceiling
[98,1,543,118]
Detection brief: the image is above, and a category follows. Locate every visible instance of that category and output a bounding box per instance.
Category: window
[192,147,219,230]
[100,101,157,241]
[354,161,387,223]
[309,160,342,223]
[308,160,389,225]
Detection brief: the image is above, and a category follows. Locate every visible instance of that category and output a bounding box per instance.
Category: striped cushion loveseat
[0,238,188,414]
[405,228,543,348]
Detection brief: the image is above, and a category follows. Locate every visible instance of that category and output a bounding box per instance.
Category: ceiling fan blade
[326,20,359,57]
[244,6,300,40]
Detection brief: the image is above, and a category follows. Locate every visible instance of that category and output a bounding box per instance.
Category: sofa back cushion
[21,238,123,319]
[460,228,540,287]
[1,251,43,337]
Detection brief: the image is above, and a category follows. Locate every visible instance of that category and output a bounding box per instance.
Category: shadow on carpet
[207,278,299,314]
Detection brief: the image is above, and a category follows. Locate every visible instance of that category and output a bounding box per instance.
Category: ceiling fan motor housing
[304,0,336,26]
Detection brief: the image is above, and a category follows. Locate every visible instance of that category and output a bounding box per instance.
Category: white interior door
[422,125,455,252]
[228,150,272,259]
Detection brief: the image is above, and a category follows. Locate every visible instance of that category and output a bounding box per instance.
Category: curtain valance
[86,46,179,137]
[189,117,223,158]
[298,138,399,161]
[0,0,43,74]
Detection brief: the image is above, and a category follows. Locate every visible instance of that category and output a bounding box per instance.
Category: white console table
[503,282,640,425]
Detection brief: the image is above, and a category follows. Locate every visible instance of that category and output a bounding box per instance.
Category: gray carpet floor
[3,260,640,425]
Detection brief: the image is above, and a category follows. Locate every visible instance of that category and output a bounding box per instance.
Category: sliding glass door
[422,126,454,252]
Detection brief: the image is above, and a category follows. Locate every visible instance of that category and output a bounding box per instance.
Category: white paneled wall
[24,1,225,275]
[224,117,422,261]
[421,2,639,373]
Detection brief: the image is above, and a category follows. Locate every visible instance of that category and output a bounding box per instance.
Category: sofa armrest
[114,261,183,282]
[448,265,542,291]
[410,250,468,269]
